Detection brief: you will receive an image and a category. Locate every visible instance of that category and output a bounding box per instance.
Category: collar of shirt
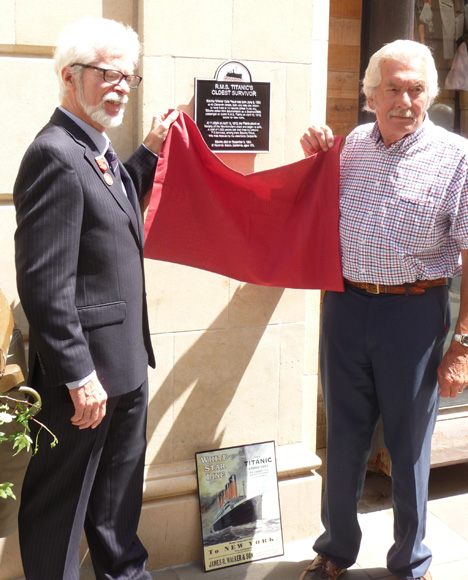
[59,106,110,156]
[369,113,430,153]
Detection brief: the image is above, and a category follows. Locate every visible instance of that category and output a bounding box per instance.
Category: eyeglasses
[71,63,142,89]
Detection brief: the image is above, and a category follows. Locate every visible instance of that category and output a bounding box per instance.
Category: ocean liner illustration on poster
[195,441,283,571]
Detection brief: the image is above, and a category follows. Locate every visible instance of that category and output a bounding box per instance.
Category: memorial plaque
[195,61,271,153]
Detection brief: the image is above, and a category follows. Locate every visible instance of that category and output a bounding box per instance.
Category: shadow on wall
[147,283,285,463]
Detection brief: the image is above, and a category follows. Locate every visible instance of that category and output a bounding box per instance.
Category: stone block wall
[0,1,329,577]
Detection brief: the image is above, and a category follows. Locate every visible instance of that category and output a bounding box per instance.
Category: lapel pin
[95,155,109,173]
[95,155,114,186]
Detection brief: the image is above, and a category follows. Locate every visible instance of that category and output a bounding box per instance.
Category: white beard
[78,83,128,129]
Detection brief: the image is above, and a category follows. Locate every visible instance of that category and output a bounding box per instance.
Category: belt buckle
[365,283,380,294]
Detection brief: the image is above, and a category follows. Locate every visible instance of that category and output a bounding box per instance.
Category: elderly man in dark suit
[14,17,177,580]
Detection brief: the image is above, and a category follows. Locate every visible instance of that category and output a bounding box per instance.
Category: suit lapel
[50,109,143,244]
[84,149,143,244]
[112,160,144,243]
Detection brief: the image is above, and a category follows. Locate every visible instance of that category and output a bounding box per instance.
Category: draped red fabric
[144,112,344,291]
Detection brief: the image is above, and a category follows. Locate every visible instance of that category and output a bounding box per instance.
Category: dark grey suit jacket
[14,108,156,397]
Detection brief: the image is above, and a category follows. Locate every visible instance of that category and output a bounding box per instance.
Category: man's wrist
[66,370,97,390]
[141,143,159,157]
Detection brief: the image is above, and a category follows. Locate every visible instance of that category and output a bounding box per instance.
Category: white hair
[54,17,141,101]
[362,39,439,112]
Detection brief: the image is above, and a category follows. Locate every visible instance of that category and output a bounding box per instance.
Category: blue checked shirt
[340,116,468,285]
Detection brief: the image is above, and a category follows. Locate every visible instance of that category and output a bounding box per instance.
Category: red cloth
[144,112,344,291]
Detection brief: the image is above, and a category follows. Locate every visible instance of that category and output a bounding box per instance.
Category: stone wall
[0,1,329,577]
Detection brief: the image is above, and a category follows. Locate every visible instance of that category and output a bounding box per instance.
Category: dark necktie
[105,143,138,213]
[105,143,123,189]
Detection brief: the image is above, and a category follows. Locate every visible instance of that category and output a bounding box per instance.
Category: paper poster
[195,441,283,571]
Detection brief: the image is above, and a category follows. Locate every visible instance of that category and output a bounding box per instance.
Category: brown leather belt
[344,277,448,295]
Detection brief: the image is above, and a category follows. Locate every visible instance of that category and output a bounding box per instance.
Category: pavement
[74,461,468,580]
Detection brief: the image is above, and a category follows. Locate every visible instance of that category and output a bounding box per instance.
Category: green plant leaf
[12,432,33,455]
[1,393,57,491]
[15,406,34,430]
[0,482,16,500]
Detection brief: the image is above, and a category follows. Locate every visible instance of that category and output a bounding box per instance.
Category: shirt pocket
[387,193,440,252]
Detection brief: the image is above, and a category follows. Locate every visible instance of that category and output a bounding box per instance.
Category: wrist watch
[452,333,468,347]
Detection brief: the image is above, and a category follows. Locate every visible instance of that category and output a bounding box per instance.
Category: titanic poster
[195,441,283,571]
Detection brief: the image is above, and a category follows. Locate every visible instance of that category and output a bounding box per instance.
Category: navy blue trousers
[314,284,450,579]
[19,381,151,580]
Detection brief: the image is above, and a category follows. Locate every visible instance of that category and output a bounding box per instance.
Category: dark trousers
[314,284,449,579]
[19,381,151,580]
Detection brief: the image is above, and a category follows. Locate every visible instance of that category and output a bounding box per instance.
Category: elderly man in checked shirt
[299,40,468,580]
